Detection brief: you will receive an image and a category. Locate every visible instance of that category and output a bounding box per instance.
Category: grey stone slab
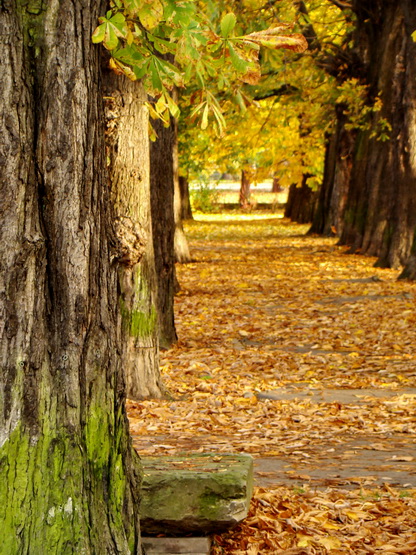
[140,453,253,535]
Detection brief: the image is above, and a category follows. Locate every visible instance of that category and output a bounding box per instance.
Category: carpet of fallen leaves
[128,213,416,553]
[212,485,416,554]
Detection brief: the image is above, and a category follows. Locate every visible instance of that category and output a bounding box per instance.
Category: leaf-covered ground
[128,213,416,553]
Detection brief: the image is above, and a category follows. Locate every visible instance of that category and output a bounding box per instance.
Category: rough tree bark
[150,118,178,348]
[339,1,416,269]
[0,1,141,551]
[103,74,164,399]
[179,175,193,220]
[310,105,355,236]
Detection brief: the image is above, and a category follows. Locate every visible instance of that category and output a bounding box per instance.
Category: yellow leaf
[318,536,343,549]
[297,534,313,547]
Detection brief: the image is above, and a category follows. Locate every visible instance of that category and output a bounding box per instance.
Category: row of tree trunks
[312,1,416,278]
[340,1,416,272]
[284,175,319,224]
[0,1,141,551]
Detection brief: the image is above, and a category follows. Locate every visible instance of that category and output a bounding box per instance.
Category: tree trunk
[150,118,178,349]
[239,170,251,208]
[179,175,193,220]
[173,122,192,263]
[272,177,282,193]
[0,1,141,551]
[285,175,318,224]
[310,105,355,236]
[103,75,164,399]
[339,1,416,269]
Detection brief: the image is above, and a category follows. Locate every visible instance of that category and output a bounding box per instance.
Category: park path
[129,214,416,490]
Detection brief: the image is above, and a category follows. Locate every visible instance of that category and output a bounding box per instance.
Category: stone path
[253,387,416,490]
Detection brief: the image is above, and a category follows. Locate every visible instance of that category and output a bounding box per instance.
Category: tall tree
[0,1,141,551]
[150,118,178,348]
[103,74,163,398]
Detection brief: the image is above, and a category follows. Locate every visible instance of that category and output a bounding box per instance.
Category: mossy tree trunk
[150,117,178,349]
[0,1,141,552]
[103,73,164,400]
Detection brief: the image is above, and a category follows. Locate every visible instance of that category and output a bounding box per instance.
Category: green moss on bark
[0,424,89,554]
[120,298,157,338]
[0,406,140,554]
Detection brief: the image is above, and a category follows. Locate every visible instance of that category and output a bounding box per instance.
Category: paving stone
[141,537,211,555]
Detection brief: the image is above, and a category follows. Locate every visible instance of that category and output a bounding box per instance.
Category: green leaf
[92,23,106,44]
[149,59,163,90]
[227,43,249,73]
[234,90,247,112]
[104,23,119,51]
[108,12,127,36]
[220,13,237,39]
[165,93,181,119]
[201,103,209,130]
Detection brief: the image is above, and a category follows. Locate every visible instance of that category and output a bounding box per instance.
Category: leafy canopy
[92,0,307,131]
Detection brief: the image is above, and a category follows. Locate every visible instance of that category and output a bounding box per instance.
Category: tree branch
[253,84,299,101]
[327,0,353,10]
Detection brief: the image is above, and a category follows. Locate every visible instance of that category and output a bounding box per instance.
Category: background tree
[307,0,416,278]
[0,1,141,551]
[150,117,179,348]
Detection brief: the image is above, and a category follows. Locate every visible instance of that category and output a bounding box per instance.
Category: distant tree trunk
[179,175,193,220]
[0,1,141,551]
[103,75,163,399]
[150,117,178,349]
[272,177,282,193]
[310,105,355,236]
[240,170,251,208]
[173,122,192,263]
[285,174,318,224]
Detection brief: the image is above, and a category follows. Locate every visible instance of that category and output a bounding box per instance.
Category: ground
[128,212,416,553]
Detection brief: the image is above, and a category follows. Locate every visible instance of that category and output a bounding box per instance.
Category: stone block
[140,453,253,534]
